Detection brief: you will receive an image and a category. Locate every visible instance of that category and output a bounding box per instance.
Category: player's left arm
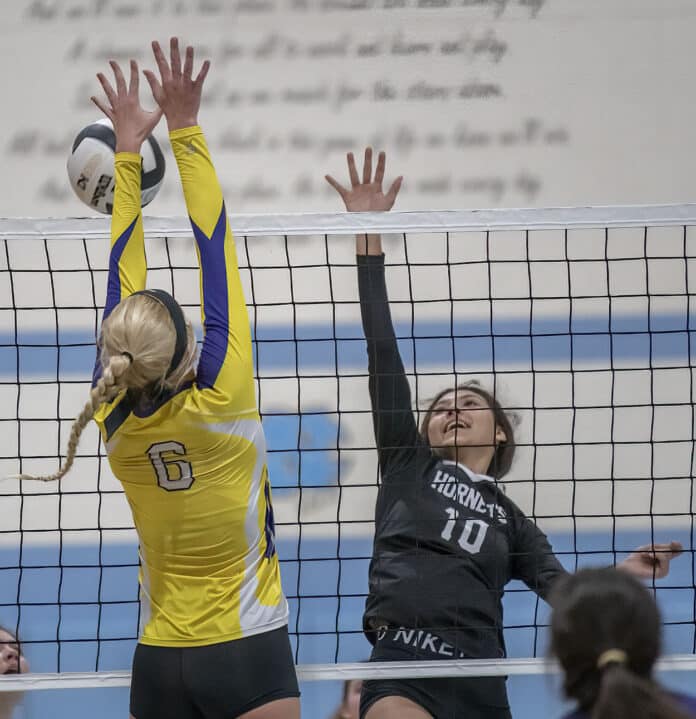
[511,503,684,598]
[145,39,255,409]
[90,59,162,385]
[510,507,568,600]
[171,127,254,406]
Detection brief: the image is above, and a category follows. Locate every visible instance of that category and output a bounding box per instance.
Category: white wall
[1,0,696,217]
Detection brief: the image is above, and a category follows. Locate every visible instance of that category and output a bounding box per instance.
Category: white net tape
[1,655,695,692]
[3,203,696,239]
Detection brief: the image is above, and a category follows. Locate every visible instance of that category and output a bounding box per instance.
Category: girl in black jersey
[326,148,683,719]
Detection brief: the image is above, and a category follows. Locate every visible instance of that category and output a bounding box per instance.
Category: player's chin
[434,435,458,450]
[446,433,479,447]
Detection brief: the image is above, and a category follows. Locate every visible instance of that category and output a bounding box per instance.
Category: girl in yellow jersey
[19,38,300,719]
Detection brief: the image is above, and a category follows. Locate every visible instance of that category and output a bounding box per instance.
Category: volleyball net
[1,206,695,696]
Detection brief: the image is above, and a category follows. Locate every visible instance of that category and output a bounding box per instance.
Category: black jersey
[358,254,567,660]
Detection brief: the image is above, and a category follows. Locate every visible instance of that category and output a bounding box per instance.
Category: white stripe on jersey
[206,418,288,635]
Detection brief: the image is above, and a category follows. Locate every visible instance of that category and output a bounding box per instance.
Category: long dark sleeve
[510,509,568,600]
[357,254,427,476]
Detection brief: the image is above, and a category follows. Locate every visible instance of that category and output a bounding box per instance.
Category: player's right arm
[89,60,162,385]
[103,155,146,316]
[357,252,421,473]
[326,150,418,474]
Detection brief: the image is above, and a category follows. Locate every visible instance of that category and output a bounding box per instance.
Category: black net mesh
[0,220,694,674]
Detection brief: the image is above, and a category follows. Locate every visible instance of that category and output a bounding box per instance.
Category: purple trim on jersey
[92,216,139,387]
[104,216,139,320]
[191,204,229,390]
[131,380,195,418]
[92,349,104,387]
[263,477,277,559]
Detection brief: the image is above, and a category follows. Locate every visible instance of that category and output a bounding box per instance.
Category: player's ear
[495,425,507,444]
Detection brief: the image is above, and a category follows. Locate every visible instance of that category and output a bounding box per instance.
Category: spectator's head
[329,678,362,719]
[0,626,29,675]
[550,567,690,719]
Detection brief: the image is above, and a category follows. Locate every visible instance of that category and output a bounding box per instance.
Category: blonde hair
[16,293,197,483]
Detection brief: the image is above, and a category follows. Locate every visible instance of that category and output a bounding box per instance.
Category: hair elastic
[596,649,628,669]
[120,351,134,364]
[132,289,188,378]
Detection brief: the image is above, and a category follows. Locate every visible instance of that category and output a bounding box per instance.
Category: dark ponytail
[591,663,689,719]
[550,567,691,719]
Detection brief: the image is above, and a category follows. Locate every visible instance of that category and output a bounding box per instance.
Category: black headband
[133,289,188,378]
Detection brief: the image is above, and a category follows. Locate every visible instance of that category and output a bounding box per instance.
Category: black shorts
[360,627,511,719]
[130,625,300,719]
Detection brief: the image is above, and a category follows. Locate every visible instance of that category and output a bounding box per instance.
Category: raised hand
[325,147,403,212]
[618,540,683,579]
[144,37,211,132]
[91,60,163,154]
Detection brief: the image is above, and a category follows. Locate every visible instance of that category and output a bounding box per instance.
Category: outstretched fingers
[93,55,164,148]
[143,38,211,131]
[325,174,348,201]
[128,59,139,96]
[170,36,182,78]
[374,150,386,185]
[326,147,403,211]
[347,152,360,187]
[183,44,194,81]
[90,94,113,120]
[194,58,211,88]
[151,40,171,83]
[96,71,117,107]
[109,60,127,97]
[362,147,373,185]
[142,68,161,97]
[385,176,404,207]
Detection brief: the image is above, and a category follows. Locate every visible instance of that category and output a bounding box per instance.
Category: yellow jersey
[93,126,287,647]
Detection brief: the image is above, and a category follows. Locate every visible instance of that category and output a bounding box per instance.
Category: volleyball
[67,118,165,215]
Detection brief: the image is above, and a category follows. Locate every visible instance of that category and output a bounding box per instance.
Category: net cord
[3,203,696,238]
[0,655,695,691]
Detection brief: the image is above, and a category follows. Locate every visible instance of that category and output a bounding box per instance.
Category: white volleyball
[67,118,165,215]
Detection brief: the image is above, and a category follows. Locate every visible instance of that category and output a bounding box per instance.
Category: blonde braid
[13,355,132,482]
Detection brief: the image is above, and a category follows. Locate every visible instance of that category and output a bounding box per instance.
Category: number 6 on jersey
[147,441,195,491]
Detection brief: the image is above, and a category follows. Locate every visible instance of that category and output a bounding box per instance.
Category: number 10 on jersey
[440,507,488,555]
